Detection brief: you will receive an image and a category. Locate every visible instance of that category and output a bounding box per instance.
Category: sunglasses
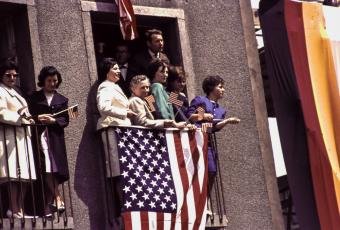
[4,73,19,78]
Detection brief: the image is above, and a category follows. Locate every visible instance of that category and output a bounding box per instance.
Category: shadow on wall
[74,81,113,229]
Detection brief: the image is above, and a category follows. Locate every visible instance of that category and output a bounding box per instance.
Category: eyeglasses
[4,73,19,78]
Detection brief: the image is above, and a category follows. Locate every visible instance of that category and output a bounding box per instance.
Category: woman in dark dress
[167,66,189,122]
[28,66,69,216]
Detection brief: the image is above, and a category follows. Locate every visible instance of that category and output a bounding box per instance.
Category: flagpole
[51,104,78,117]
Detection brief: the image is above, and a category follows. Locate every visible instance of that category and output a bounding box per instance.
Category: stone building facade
[0,0,283,229]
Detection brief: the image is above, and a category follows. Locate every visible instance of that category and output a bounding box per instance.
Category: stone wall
[26,0,283,229]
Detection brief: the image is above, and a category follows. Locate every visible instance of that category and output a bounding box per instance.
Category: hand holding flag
[144,95,156,112]
[196,106,205,121]
[51,104,79,119]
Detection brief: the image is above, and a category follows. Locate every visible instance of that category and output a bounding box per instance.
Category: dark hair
[147,59,167,82]
[145,29,163,42]
[202,75,225,96]
[167,66,186,92]
[98,58,118,83]
[0,60,18,81]
[115,41,130,51]
[37,66,62,88]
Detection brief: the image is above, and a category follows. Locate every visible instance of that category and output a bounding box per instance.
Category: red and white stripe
[115,0,138,40]
[123,129,208,230]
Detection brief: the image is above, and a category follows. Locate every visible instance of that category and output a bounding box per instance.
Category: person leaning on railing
[186,75,240,192]
[96,58,136,227]
[147,59,175,120]
[0,60,36,218]
[128,75,188,129]
[28,66,69,217]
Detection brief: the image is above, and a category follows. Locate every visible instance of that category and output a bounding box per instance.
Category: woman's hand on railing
[38,114,56,124]
[173,121,196,130]
[21,117,35,125]
[225,117,241,124]
[215,116,241,130]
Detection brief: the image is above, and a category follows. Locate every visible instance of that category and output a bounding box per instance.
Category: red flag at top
[115,0,139,40]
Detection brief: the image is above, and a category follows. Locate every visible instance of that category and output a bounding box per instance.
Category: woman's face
[44,75,59,93]
[153,66,168,84]
[210,83,225,100]
[131,79,150,99]
[2,69,18,88]
[173,78,186,92]
[107,64,121,83]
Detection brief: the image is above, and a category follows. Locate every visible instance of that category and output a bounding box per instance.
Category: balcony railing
[205,132,228,228]
[0,123,73,229]
[101,126,228,229]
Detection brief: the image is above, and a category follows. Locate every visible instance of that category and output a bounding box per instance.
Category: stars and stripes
[201,123,213,133]
[114,126,208,229]
[196,106,205,121]
[144,95,156,112]
[67,105,79,119]
[167,92,184,107]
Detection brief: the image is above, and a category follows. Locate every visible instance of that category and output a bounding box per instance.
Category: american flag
[68,105,79,119]
[114,126,208,229]
[201,123,213,133]
[115,0,138,40]
[167,92,184,107]
[196,106,205,121]
[144,95,156,112]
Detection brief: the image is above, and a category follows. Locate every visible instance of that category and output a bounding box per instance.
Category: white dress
[40,92,58,173]
[0,84,36,182]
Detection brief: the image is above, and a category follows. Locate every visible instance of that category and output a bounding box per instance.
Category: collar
[0,83,17,97]
[119,63,128,69]
[148,49,159,59]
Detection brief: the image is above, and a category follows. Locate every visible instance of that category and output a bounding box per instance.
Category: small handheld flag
[68,105,79,119]
[196,106,205,121]
[51,104,79,119]
[168,92,184,107]
[144,95,156,112]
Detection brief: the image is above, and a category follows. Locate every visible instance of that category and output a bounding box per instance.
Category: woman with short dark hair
[187,75,240,191]
[0,60,36,218]
[147,59,175,119]
[28,66,69,216]
[96,58,136,226]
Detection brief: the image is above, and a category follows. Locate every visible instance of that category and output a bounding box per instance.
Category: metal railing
[100,126,228,228]
[0,123,73,229]
[206,132,228,228]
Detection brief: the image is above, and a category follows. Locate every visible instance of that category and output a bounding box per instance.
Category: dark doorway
[91,12,183,69]
[0,2,36,95]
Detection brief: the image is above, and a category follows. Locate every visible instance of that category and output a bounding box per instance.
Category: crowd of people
[0,61,69,218]
[0,28,240,224]
[95,29,240,228]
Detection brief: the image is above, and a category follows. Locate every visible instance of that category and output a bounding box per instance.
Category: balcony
[0,124,74,229]
[101,126,228,229]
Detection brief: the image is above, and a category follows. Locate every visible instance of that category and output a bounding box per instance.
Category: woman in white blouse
[96,58,136,224]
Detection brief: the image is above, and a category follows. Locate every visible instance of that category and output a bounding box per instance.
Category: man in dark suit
[130,29,170,76]
[115,42,134,97]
